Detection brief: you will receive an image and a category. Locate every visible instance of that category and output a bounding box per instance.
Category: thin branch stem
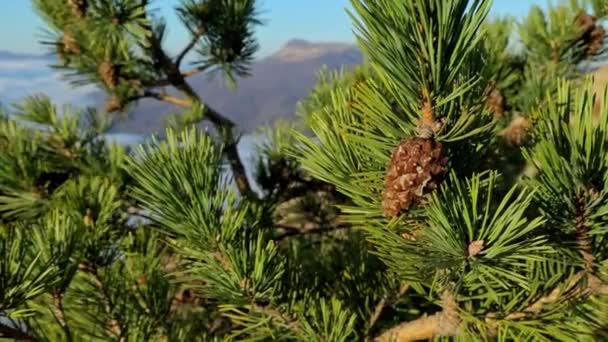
[251,303,304,336]
[181,64,212,78]
[503,271,586,321]
[375,291,460,342]
[175,27,205,68]
[575,191,595,270]
[366,283,410,340]
[374,311,444,342]
[126,90,197,108]
[51,292,73,342]
[79,263,124,340]
[142,28,257,200]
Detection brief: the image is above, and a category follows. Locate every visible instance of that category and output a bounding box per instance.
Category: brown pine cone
[382,137,449,218]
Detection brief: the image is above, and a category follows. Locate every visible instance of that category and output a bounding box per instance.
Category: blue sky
[2,0,546,57]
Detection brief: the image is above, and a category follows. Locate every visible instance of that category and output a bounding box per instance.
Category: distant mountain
[107,39,363,134]
[0,50,52,61]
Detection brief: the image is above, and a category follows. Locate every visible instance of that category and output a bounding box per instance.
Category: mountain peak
[283,39,313,48]
[272,39,356,62]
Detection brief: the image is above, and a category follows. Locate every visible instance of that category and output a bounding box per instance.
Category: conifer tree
[33,0,262,198]
[3,0,608,341]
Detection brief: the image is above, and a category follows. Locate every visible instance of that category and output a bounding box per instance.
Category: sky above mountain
[3,0,546,57]
[0,0,550,115]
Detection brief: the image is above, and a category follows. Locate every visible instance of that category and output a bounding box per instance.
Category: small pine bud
[62,148,76,159]
[401,232,415,241]
[61,33,81,55]
[486,86,505,119]
[98,60,119,89]
[467,240,484,257]
[68,0,88,19]
[500,115,532,146]
[83,208,94,227]
[104,96,122,113]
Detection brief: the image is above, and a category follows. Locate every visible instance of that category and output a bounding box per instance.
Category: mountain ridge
[0,39,362,134]
[108,39,363,134]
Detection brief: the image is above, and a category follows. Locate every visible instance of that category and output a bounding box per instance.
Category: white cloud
[0,59,48,71]
[0,54,97,108]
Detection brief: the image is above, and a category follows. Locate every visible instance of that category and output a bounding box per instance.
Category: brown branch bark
[182,64,212,78]
[127,90,192,108]
[51,292,73,342]
[366,283,410,340]
[503,271,586,321]
[375,291,460,342]
[143,30,256,200]
[375,312,444,342]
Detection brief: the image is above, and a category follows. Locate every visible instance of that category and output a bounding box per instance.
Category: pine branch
[500,271,608,322]
[374,312,446,342]
[143,28,256,199]
[575,191,595,270]
[375,291,460,342]
[366,283,410,340]
[78,263,124,340]
[128,90,192,108]
[251,302,304,336]
[51,292,73,342]
[176,27,206,68]
[375,272,608,341]
[502,271,587,321]
[182,65,212,78]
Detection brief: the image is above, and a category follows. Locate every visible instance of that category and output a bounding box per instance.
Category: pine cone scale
[382,137,448,218]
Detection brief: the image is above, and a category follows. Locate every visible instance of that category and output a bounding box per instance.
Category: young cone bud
[68,0,87,19]
[83,208,94,227]
[500,115,532,146]
[61,33,81,55]
[486,85,505,119]
[105,96,122,113]
[98,60,119,89]
[382,137,448,218]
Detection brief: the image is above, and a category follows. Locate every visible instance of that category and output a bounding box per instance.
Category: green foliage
[524,78,608,262]
[177,0,261,84]
[32,0,263,106]
[349,0,494,140]
[5,0,608,340]
[0,225,61,318]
